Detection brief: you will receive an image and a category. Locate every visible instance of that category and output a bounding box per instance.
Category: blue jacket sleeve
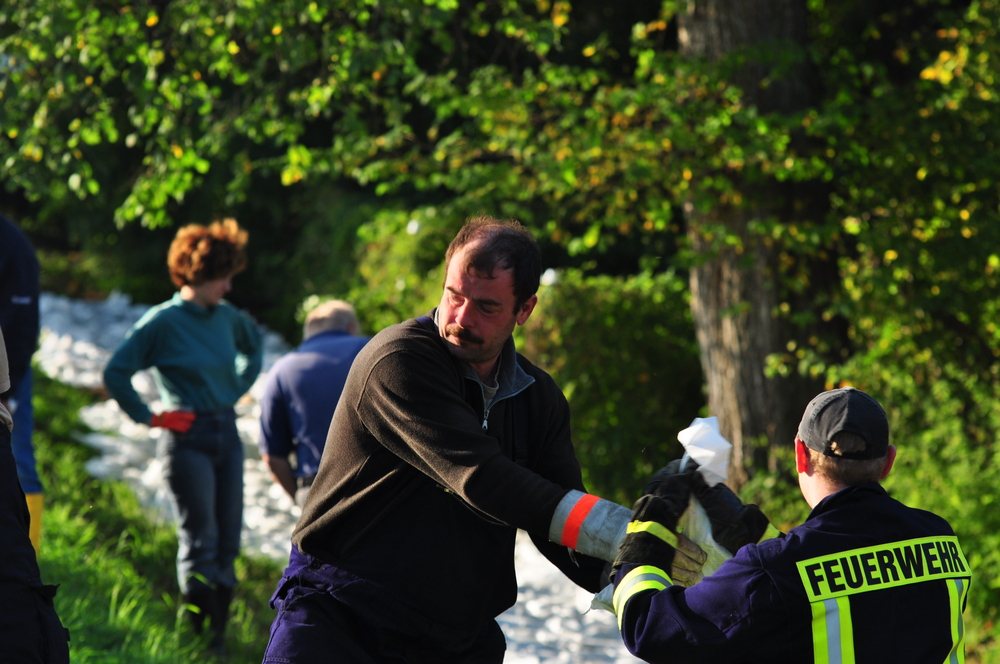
[257,364,294,459]
[615,545,781,664]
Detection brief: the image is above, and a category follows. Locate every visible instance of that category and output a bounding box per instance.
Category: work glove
[611,493,707,588]
[151,411,196,433]
[690,470,778,555]
[643,458,696,503]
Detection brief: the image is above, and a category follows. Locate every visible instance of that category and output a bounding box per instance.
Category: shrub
[519,268,705,504]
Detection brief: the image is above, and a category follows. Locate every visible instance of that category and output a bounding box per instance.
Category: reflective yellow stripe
[797,536,969,601]
[802,536,970,663]
[945,577,969,664]
[626,520,680,548]
[613,565,671,629]
[810,601,829,664]
[810,596,854,664]
[839,597,856,663]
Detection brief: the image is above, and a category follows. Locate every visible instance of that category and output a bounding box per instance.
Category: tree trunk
[686,210,781,486]
[677,0,815,113]
[678,0,824,488]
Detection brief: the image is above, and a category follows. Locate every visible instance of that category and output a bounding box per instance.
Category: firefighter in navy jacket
[611,387,970,664]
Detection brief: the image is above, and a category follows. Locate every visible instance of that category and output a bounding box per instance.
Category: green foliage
[31,370,280,662]
[519,268,704,504]
[342,206,457,334]
[786,8,1000,650]
[0,0,584,225]
[243,182,382,342]
[738,444,809,534]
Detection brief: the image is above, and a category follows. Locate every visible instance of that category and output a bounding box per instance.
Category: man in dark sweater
[262,216,704,663]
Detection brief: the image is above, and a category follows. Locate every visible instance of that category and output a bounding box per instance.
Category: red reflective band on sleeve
[562,493,601,549]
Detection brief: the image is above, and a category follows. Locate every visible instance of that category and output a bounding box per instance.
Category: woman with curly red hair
[103,218,263,655]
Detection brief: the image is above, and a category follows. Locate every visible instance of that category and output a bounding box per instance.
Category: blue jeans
[11,368,42,494]
[159,409,243,592]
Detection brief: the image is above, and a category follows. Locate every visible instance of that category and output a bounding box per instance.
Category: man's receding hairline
[453,239,509,275]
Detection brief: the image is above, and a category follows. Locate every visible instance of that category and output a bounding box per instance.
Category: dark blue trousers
[159,409,244,592]
[262,546,506,664]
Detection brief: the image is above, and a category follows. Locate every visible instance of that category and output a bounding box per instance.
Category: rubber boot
[181,584,215,635]
[24,492,43,557]
[209,585,233,657]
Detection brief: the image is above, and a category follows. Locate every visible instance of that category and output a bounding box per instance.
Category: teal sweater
[103,292,264,425]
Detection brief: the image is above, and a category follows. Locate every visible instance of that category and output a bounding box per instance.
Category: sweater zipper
[480,380,532,431]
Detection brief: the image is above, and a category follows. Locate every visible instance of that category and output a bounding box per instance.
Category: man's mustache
[445,324,483,344]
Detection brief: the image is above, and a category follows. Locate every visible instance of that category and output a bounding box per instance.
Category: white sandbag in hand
[677,417,734,579]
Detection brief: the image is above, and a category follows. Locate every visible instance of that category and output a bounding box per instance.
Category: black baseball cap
[796,387,889,460]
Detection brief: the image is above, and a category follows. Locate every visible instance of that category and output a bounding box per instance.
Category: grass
[31,369,282,663]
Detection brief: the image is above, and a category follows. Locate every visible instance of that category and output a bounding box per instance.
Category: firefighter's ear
[794,438,811,475]
[879,445,897,480]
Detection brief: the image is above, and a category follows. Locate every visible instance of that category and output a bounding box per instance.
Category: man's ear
[795,438,811,475]
[516,294,538,326]
[880,445,897,480]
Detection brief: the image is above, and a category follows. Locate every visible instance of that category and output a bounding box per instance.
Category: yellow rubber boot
[24,493,44,557]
